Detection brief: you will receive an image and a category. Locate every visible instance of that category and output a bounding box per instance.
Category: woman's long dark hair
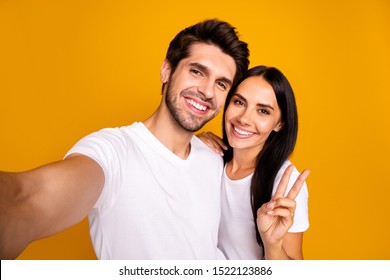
[222,66,298,256]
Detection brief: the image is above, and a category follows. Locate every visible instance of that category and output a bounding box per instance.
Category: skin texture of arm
[0,154,104,259]
[283,232,304,259]
[263,232,304,260]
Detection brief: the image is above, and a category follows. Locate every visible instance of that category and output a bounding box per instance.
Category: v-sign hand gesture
[256,165,310,247]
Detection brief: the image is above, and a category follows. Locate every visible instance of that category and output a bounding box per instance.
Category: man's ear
[160,59,171,83]
[274,121,284,132]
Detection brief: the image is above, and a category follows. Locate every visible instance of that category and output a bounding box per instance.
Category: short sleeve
[65,128,128,211]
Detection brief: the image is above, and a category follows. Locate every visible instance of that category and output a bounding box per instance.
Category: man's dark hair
[165,19,249,86]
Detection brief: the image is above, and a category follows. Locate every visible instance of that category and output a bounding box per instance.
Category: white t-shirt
[66,122,225,260]
[218,160,309,260]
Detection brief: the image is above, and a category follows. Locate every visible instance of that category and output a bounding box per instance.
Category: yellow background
[1,0,389,260]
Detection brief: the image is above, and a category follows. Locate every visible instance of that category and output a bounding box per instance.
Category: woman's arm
[196,131,227,156]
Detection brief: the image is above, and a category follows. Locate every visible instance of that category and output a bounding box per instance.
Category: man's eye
[217,81,227,90]
[191,69,202,76]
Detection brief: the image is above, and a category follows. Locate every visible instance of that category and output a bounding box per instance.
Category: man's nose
[197,80,215,99]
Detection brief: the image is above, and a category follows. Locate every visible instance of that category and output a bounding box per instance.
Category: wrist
[263,239,283,251]
[263,240,289,260]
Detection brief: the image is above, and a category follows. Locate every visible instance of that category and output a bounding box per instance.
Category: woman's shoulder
[273,160,308,194]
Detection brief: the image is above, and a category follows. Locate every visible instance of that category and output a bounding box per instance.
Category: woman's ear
[160,59,171,83]
[274,121,284,132]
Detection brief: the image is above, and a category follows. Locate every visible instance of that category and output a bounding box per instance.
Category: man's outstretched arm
[0,154,104,259]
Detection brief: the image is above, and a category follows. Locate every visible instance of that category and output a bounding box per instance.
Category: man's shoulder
[191,135,223,161]
[89,122,140,141]
[67,123,141,156]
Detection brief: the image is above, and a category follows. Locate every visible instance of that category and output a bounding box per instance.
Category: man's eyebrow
[219,77,233,88]
[189,62,209,73]
[234,93,274,110]
[189,62,233,87]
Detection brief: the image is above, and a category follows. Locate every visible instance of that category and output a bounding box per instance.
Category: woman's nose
[237,109,253,126]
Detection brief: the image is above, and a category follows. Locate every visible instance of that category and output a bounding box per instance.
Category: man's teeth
[187,99,207,111]
[234,126,254,136]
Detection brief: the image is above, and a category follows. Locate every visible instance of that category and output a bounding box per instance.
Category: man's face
[163,43,236,132]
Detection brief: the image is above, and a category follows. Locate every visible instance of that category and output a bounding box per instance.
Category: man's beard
[165,78,216,132]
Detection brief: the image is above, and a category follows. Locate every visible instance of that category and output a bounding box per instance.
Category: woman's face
[225,75,283,155]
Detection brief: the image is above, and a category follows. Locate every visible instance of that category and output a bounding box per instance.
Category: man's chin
[178,120,208,133]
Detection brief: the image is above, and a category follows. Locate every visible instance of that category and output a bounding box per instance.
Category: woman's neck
[226,149,258,180]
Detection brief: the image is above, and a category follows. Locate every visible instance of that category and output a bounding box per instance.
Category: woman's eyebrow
[234,93,274,110]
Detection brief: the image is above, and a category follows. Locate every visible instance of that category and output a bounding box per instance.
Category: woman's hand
[257,165,310,247]
[196,132,228,156]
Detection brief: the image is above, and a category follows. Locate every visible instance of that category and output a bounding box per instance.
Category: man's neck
[143,105,193,160]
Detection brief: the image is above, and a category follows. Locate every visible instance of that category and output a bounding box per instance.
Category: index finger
[273,164,294,199]
[286,169,310,200]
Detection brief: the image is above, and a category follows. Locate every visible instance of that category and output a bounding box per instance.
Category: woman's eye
[233,99,245,106]
[258,109,270,115]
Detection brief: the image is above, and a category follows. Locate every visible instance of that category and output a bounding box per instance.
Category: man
[0,19,249,259]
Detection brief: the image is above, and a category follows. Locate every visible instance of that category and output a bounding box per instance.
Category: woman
[199,66,310,260]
